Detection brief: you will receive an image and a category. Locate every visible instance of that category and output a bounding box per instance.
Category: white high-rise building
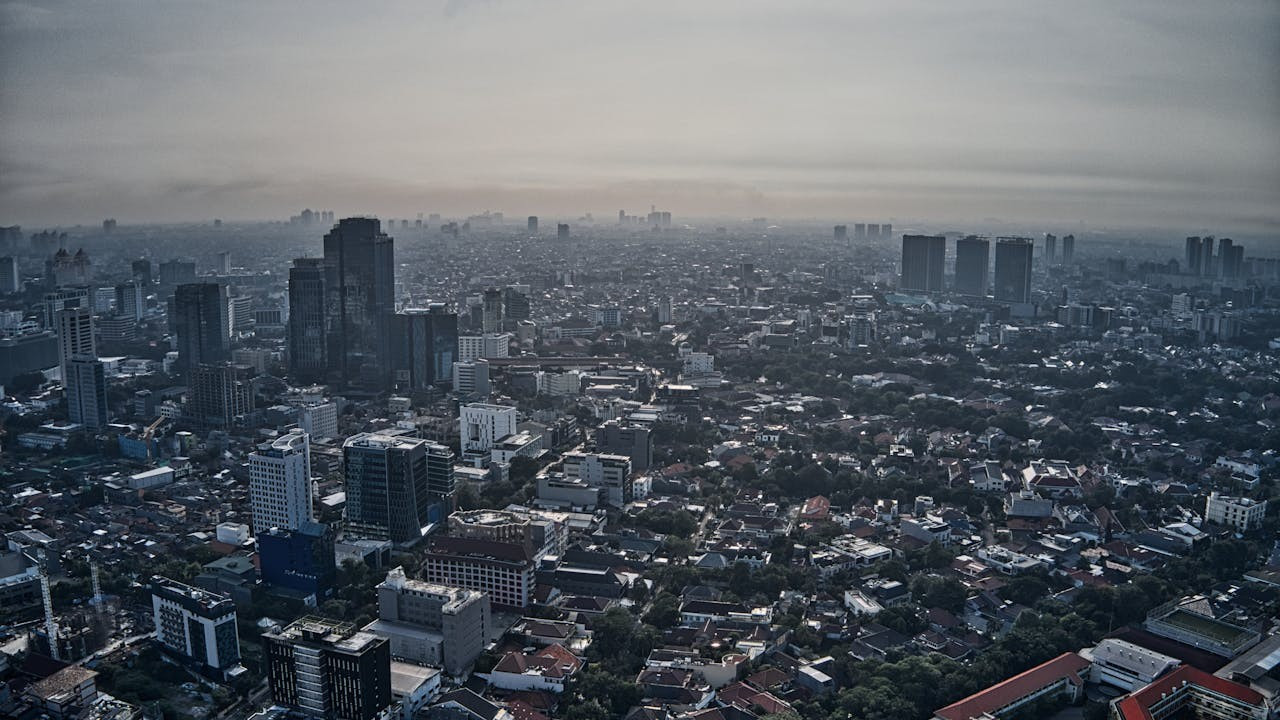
[297,400,338,439]
[460,403,517,465]
[457,333,511,362]
[150,576,240,677]
[249,431,313,534]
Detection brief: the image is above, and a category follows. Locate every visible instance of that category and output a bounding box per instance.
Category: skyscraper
[1185,236,1205,276]
[287,257,328,384]
[527,216,538,233]
[0,256,18,293]
[151,577,241,678]
[392,304,458,392]
[66,357,108,429]
[115,282,145,322]
[954,236,990,297]
[502,286,530,324]
[132,258,152,286]
[322,218,395,388]
[1044,234,1057,265]
[900,235,946,292]
[1061,234,1075,264]
[172,283,230,371]
[481,288,503,334]
[55,306,95,381]
[993,237,1034,304]
[343,433,455,545]
[834,225,848,242]
[557,223,570,240]
[186,363,254,429]
[264,617,390,720]
[249,430,313,534]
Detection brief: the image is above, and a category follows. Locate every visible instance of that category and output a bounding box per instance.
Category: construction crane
[90,559,103,610]
[37,549,58,661]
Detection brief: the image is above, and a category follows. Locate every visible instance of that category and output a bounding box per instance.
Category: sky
[1,0,1278,234]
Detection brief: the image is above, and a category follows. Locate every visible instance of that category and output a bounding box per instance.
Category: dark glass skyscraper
[900,235,946,292]
[993,237,1034,304]
[287,257,327,383]
[323,218,395,387]
[954,235,990,297]
[343,433,455,545]
[172,282,230,371]
[392,304,457,391]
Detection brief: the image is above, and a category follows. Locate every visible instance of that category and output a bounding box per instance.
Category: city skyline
[1,1,1278,234]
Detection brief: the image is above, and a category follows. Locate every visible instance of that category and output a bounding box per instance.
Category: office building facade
[392,304,457,391]
[172,282,230,371]
[323,218,395,388]
[249,430,313,534]
[993,237,1034,304]
[186,363,255,429]
[151,577,240,677]
[288,257,328,384]
[343,433,454,545]
[66,357,108,429]
[265,617,391,720]
[900,235,946,292]
[954,236,990,297]
[366,566,489,675]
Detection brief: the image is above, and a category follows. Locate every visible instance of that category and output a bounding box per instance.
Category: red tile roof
[933,652,1090,720]
[1113,665,1265,720]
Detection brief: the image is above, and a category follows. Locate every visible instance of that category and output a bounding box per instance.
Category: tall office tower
[287,257,328,384]
[900,234,946,292]
[366,567,490,676]
[215,251,232,275]
[993,237,1034,304]
[115,282,145,322]
[322,218,395,388]
[595,420,653,471]
[1227,244,1245,280]
[392,304,457,391]
[867,223,881,240]
[854,223,866,239]
[1044,234,1057,264]
[460,403,517,463]
[1185,236,1205,276]
[557,223,570,240]
[151,577,241,677]
[1061,234,1075,264]
[228,296,253,336]
[527,216,538,233]
[1218,238,1236,278]
[187,363,254,429]
[834,225,848,242]
[55,306,95,381]
[657,296,673,324]
[172,282,230,371]
[264,617,391,720]
[343,433,453,545]
[502,286,530,323]
[481,288,503,334]
[66,357,108,429]
[882,223,892,239]
[249,430,313,534]
[132,258,152,285]
[0,256,18,293]
[954,236,991,297]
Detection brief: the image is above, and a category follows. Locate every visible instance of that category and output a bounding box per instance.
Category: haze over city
[2,0,1279,234]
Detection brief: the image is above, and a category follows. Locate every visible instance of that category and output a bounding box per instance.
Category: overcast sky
[1,0,1278,233]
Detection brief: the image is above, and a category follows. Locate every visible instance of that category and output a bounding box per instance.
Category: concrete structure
[65,357,108,429]
[364,566,490,675]
[594,420,653,472]
[460,403,517,465]
[900,234,946,293]
[250,430,313,534]
[954,236,990,297]
[457,333,510,362]
[172,282,230,371]
[1080,639,1179,692]
[452,359,490,397]
[993,237,1034,304]
[151,576,241,677]
[561,452,633,507]
[1205,492,1266,532]
[1113,665,1268,720]
[931,652,1089,720]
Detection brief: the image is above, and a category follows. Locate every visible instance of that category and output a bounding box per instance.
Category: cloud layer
[1,0,1277,232]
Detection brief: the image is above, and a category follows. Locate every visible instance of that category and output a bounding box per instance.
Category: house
[486,644,582,694]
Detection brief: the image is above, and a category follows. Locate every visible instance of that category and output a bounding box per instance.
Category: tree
[643,592,681,629]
